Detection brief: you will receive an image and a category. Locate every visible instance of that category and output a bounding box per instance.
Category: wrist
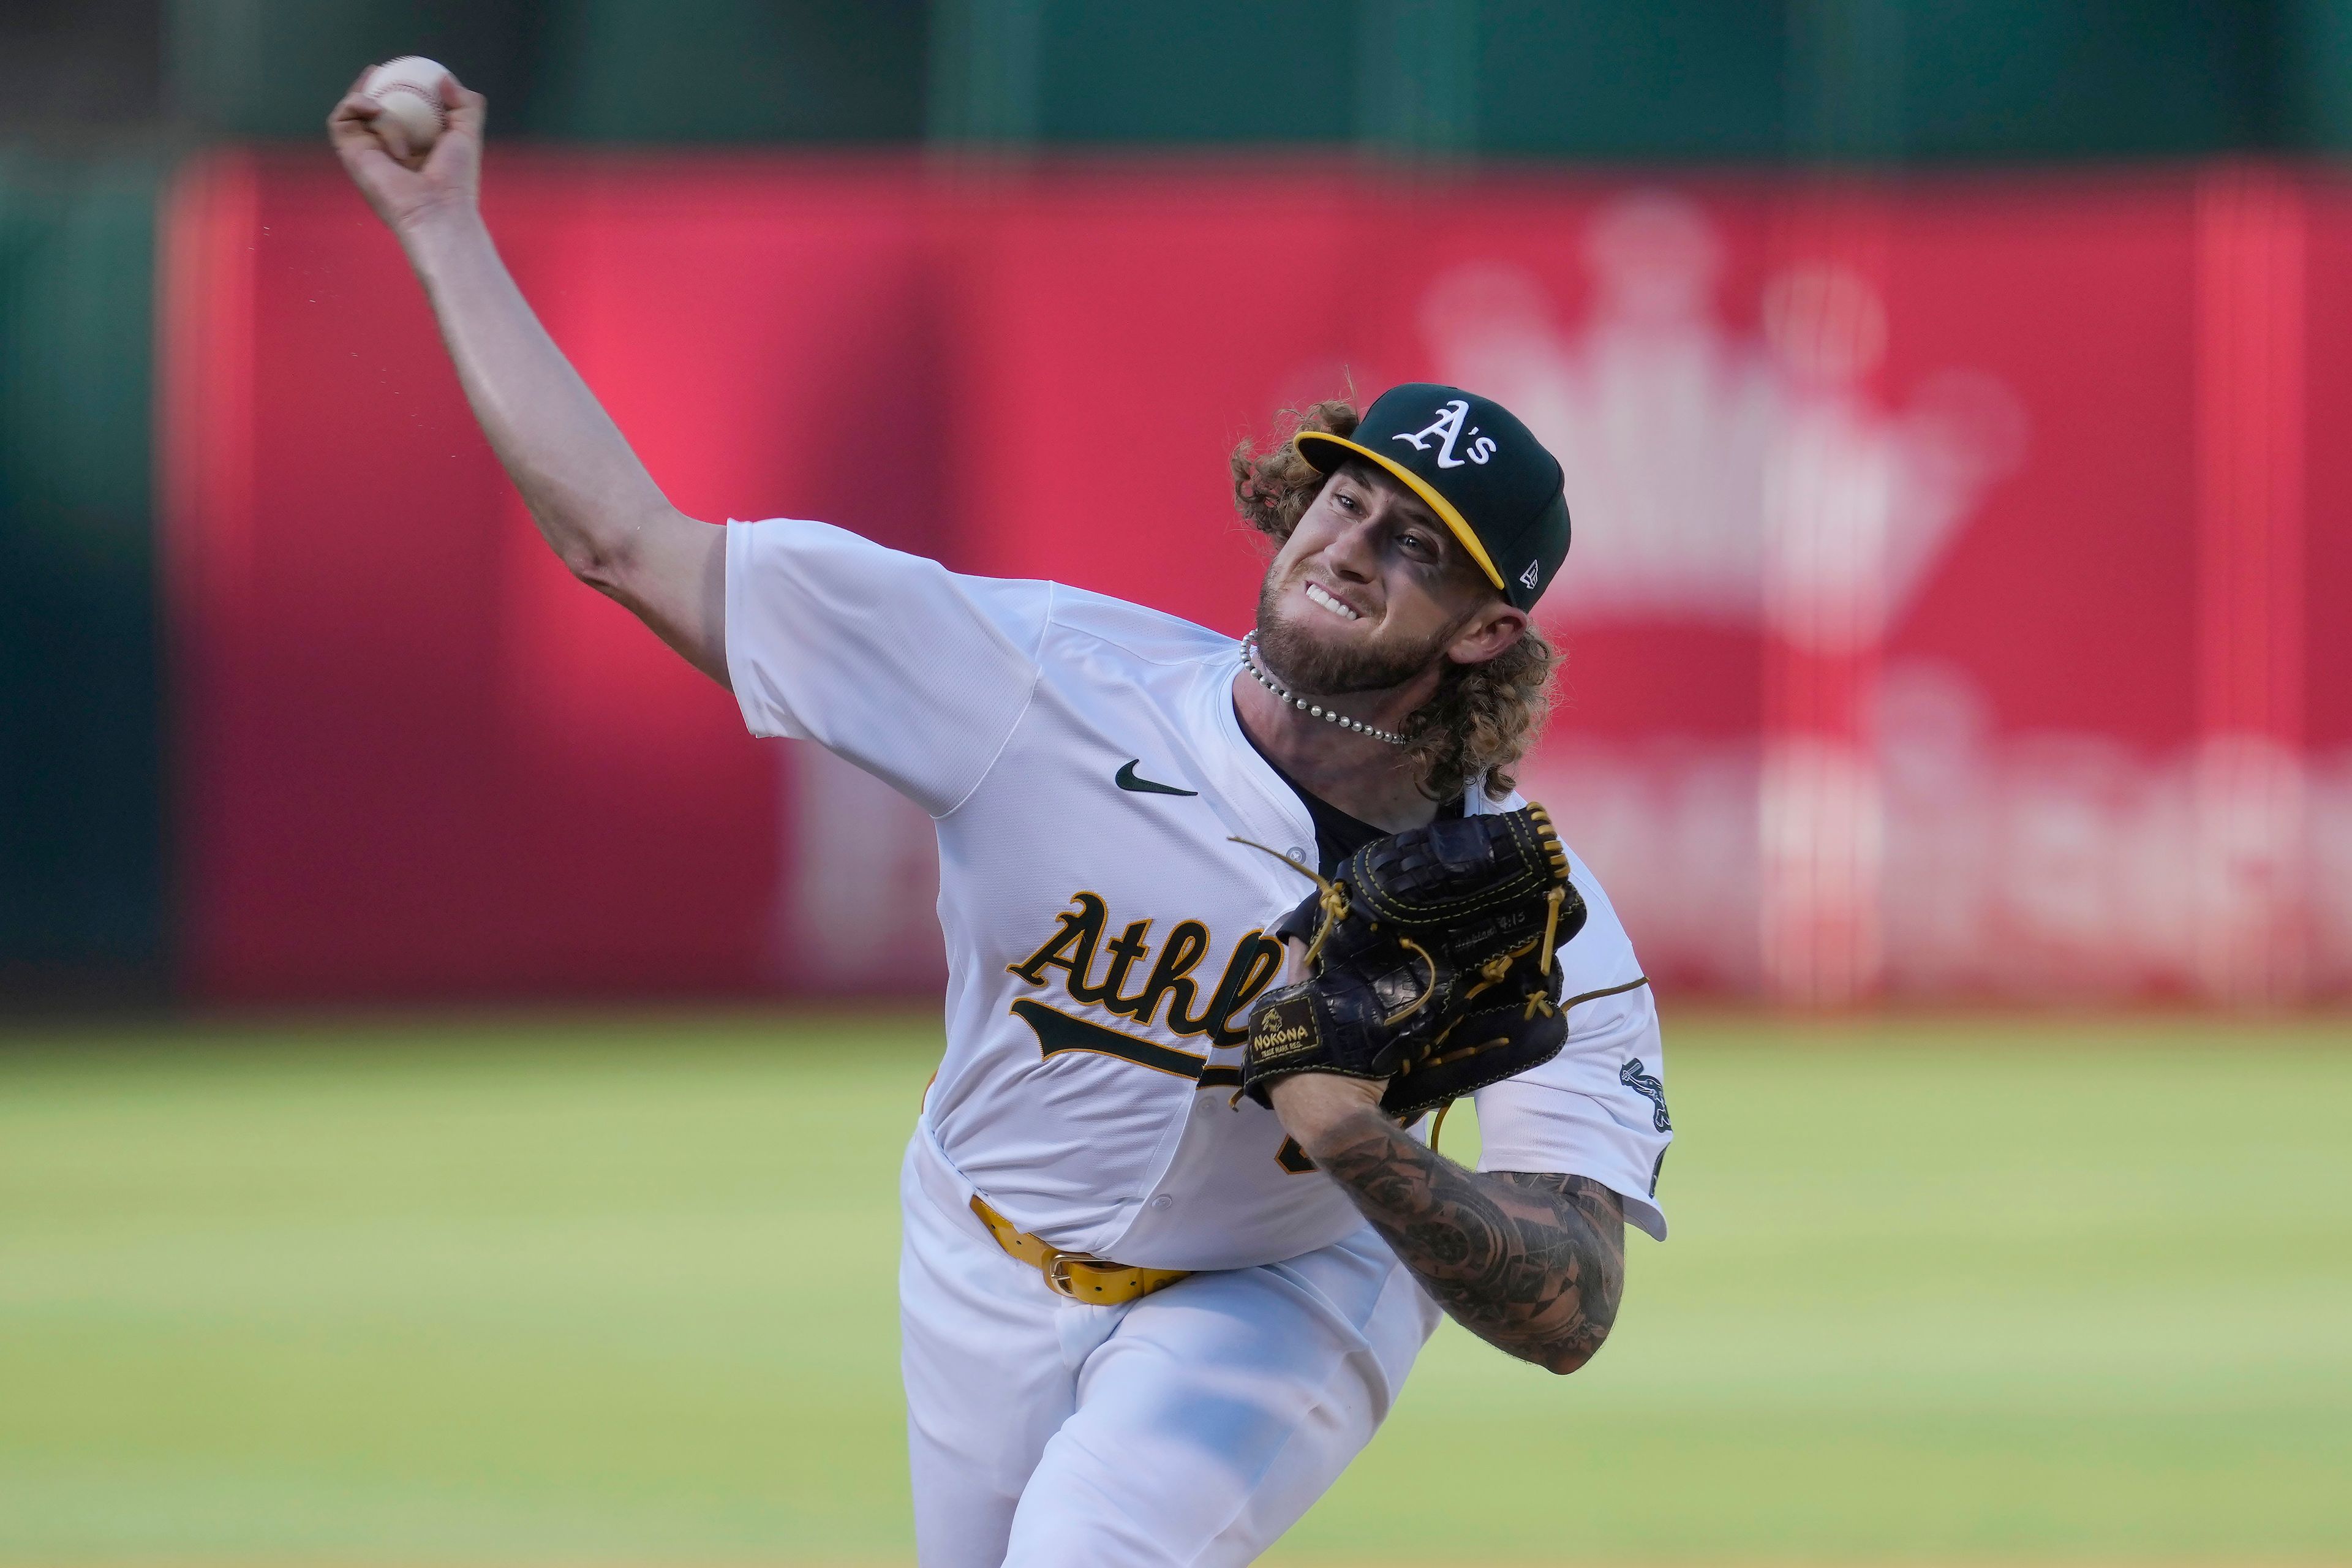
[1264,1074,1389,1158]
[395,197,486,262]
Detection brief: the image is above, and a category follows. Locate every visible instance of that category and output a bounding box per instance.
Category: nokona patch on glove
[1246,995,1323,1071]
[1238,804,1587,1121]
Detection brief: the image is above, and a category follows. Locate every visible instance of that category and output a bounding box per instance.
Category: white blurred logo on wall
[1433,189,2340,1005]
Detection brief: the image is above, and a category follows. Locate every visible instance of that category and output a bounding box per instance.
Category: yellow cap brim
[1291,432,1507,594]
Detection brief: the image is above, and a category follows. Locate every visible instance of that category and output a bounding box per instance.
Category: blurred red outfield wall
[163,151,2352,1006]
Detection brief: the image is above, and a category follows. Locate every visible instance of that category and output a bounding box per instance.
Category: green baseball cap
[1293,383,1571,611]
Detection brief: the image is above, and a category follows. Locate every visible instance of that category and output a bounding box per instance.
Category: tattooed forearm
[1313,1112,1626,1374]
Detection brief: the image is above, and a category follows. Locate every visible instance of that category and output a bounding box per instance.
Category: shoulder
[729,516,1056,649]
[1464,790,1669,1238]
[1039,581,1239,669]
[734,514,1242,663]
[1470,786,1644,998]
[1556,846,1643,1001]
[728,518,1235,677]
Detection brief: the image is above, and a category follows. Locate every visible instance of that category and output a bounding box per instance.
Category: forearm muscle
[1313,1111,1624,1373]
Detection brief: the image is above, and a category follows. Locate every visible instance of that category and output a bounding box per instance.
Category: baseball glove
[1238,804,1587,1121]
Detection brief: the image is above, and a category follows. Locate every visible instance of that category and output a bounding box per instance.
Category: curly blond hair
[1229,398,1559,804]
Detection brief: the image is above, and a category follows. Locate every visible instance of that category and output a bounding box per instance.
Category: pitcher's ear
[1447,603,1527,668]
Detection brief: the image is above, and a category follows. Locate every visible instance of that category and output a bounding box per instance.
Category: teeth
[1305,582,1359,621]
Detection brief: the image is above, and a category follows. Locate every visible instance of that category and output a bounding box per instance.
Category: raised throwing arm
[326,70,727,684]
[1267,1074,1625,1374]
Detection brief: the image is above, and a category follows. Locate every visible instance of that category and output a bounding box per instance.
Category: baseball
[361,56,451,156]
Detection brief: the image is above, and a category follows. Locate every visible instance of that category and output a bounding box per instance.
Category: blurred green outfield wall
[0,156,165,999]
[155,0,2352,159]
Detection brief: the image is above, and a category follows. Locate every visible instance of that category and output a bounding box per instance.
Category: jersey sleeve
[1469,859,1673,1241]
[725,518,1049,817]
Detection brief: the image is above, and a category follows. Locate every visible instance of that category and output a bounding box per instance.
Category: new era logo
[1518,560,1540,591]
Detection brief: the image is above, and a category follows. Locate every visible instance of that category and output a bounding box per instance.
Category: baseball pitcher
[333,70,1672,1568]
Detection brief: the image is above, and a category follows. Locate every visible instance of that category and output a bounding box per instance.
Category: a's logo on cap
[1392,398,1497,470]
[1519,559,1540,591]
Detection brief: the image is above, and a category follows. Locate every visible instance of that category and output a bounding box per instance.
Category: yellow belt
[969,1196,1192,1305]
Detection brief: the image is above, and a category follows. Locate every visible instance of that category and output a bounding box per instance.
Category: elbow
[561,535,636,597]
[1531,1273,1622,1376]
[557,502,688,600]
[527,493,649,595]
[1537,1323,1609,1377]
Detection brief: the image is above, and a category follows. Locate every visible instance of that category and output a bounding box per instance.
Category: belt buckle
[1042,1252,1090,1300]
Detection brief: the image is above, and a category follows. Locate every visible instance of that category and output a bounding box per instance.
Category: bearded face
[1253,562,1463,695]
[1232,451,1548,803]
[1250,463,1492,698]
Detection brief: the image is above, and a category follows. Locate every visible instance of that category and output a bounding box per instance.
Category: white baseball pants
[899,1122,1441,1567]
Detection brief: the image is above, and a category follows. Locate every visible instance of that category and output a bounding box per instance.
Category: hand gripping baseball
[1238,805,1588,1121]
[328,65,486,235]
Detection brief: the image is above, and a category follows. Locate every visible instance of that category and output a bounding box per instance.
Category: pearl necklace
[1239,633,1408,746]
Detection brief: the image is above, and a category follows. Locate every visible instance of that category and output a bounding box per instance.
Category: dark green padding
[0,154,166,997]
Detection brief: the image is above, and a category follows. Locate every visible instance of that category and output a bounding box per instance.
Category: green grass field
[2,1011,2348,1564]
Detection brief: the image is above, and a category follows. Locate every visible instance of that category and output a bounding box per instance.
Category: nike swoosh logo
[1115,760,1197,796]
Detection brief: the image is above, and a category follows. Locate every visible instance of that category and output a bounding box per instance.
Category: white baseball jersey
[725,518,1672,1270]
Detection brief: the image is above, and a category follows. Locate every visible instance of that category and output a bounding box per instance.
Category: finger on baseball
[444,79,488,137]
[326,92,380,137]
[326,114,399,170]
[372,113,413,163]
